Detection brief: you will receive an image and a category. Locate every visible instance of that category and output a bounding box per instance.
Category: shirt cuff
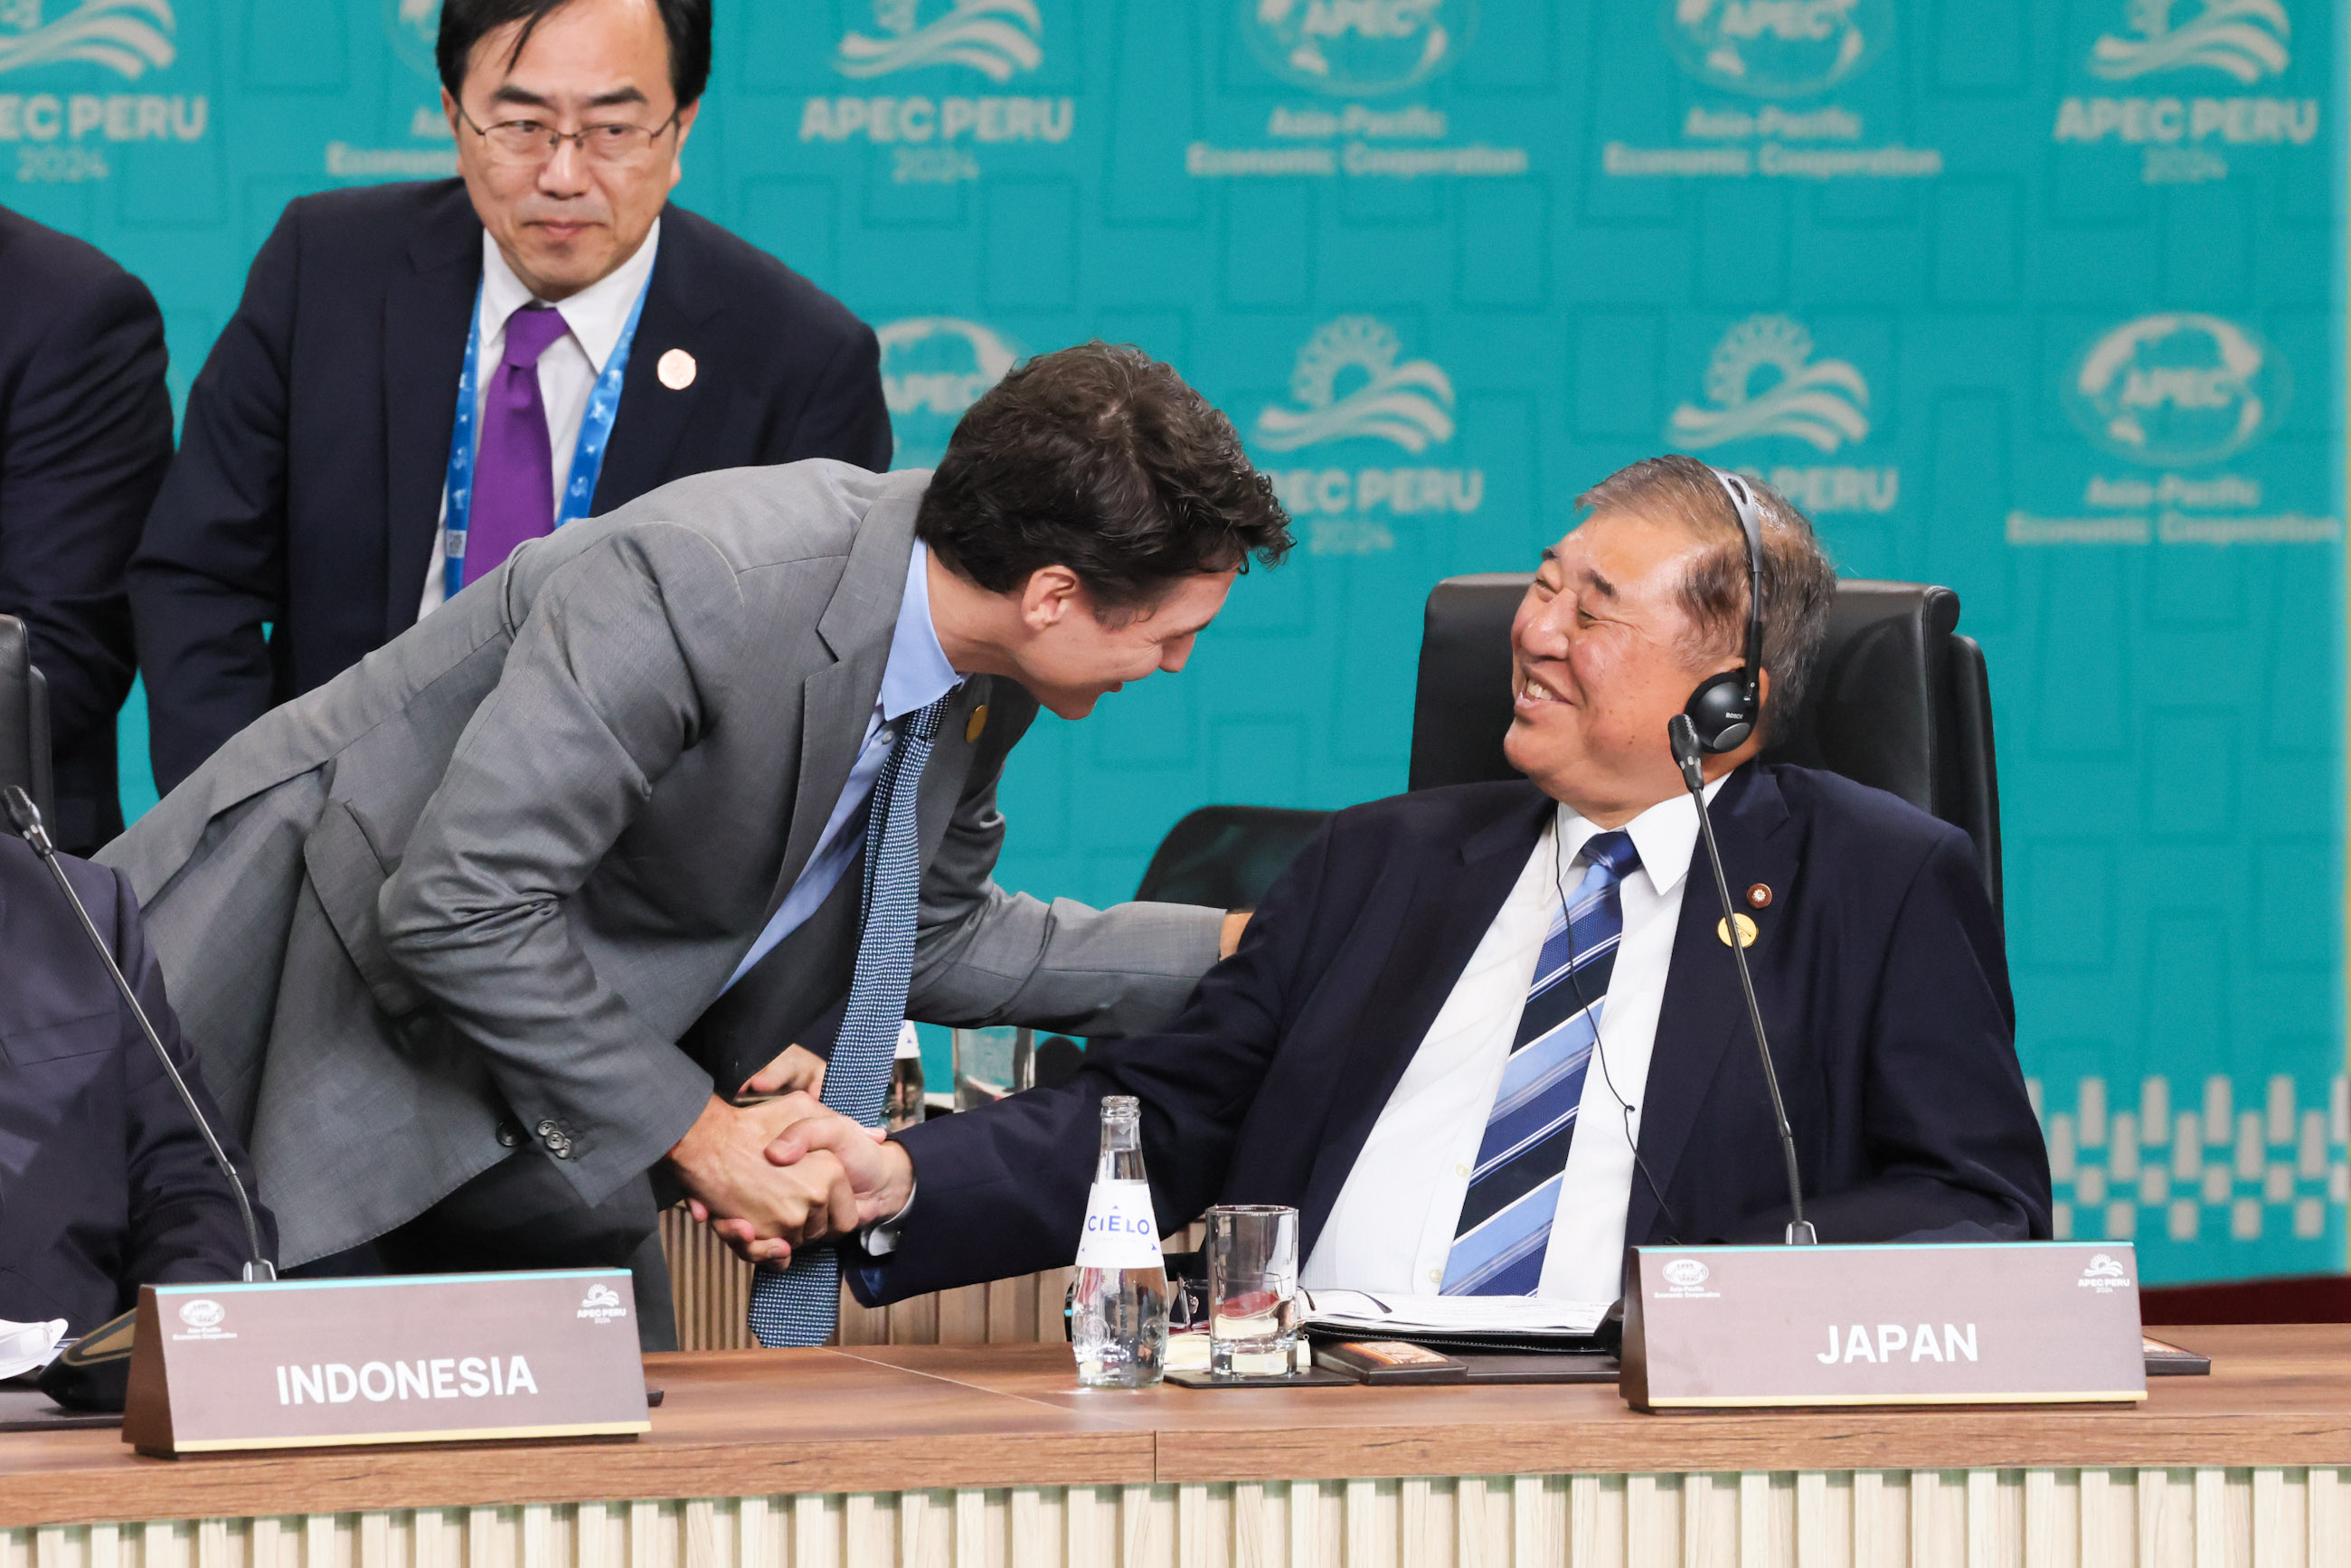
[857,1176,917,1257]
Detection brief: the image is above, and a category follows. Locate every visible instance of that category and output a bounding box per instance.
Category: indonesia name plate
[123,1270,652,1456]
[1619,1242,2147,1412]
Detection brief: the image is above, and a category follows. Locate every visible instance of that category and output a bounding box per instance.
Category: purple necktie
[462,303,572,588]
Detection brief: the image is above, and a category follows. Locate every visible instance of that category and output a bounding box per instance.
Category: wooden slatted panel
[1,1470,2345,1567]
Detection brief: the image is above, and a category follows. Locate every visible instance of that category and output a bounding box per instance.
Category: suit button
[496,1119,524,1148]
[535,1119,557,1138]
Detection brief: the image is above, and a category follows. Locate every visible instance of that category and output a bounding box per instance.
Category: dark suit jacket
[130,179,891,794]
[0,836,270,1335]
[0,205,172,854]
[853,764,2052,1304]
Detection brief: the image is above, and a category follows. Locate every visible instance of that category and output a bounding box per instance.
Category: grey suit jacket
[99,462,1223,1267]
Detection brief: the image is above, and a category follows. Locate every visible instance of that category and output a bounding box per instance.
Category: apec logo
[1668,315,1897,515]
[836,0,1043,83]
[0,0,175,78]
[1253,317,1483,556]
[171,1296,234,1341]
[1241,0,1471,97]
[386,0,440,81]
[878,316,1020,468]
[1661,0,1891,99]
[2091,0,2287,84]
[2065,313,2284,468]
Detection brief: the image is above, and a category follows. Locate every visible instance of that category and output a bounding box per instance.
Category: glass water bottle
[1070,1096,1171,1389]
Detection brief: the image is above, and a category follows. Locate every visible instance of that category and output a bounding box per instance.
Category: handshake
[664,1087,918,1268]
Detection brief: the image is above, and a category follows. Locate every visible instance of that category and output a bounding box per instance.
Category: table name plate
[123,1270,652,1456]
[1619,1242,2148,1412]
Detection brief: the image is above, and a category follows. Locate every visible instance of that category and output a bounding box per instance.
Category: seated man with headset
[0,824,268,1339]
[745,454,2053,1303]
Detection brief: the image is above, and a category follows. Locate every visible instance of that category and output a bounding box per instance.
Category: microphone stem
[25,845,276,1282]
[1686,780,1813,1242]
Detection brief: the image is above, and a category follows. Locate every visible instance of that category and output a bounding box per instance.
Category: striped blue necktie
[748,694,952,1347]
[1441,829,1640,1296]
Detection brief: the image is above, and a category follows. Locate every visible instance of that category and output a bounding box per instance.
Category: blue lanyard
[440,273,653,600]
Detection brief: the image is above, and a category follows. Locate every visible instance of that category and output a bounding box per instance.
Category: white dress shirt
[721,540,963,993]
[1301,777,1726,1303]
[417,221,664,619]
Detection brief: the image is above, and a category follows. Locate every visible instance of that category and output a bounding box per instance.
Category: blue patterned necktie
[1442,829,1641,1296]
[748,694,952,1347]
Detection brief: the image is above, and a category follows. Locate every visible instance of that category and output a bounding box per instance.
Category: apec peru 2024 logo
[799,1,1067,185]
[0,0,206,183]
[1251,316,1484,557]
[1667,315,1897,516]
[2053,1,2314,184]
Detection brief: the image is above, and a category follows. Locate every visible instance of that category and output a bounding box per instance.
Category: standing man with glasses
[130,0,890,797]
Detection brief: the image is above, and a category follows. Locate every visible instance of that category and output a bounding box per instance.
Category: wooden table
[1,1327,2345,1567]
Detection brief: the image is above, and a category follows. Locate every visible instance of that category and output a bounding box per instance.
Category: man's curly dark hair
[916,342,1293,617]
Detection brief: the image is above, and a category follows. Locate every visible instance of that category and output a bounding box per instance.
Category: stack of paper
[1298,1290,1610,1343]
[0,1319,67,1382]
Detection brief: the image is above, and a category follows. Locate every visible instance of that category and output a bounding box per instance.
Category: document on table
[0,1318,66,1382]
[1298,1290,1610,1341]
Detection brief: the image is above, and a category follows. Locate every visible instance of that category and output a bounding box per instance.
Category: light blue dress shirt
[721,540,963,993]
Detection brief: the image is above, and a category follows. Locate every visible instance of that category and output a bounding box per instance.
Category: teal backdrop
[5,0,2343,1280]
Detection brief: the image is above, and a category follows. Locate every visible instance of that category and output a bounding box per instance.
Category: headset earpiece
[1683,468,1768,756]
[1683,668,1754,753]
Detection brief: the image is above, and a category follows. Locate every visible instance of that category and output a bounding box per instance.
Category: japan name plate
[1619,1242,2148,1412]
[123,1270,653,1456]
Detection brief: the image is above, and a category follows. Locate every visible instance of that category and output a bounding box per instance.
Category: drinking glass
[950,1026,1034,1110]
[1205,1204,1300,1377]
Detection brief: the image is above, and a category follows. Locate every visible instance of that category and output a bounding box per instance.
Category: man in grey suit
[100,343,1292,1347]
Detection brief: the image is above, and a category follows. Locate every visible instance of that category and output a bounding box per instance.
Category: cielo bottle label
[1074,1179,1165,1270]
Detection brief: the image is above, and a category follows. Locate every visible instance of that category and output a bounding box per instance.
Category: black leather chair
[1134,805,1333,910]
[0,614,55,831]
[1406,576,2003,914]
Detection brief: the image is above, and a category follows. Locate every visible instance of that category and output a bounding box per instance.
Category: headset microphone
[1682,468,1767,754]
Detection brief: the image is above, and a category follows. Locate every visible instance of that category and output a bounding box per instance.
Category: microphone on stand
[5,786,277,1281]
[1664,718,1816,1246]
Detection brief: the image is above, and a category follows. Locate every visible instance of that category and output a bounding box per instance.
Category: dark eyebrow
[486,85,650,110]
[1581,567,1618,599]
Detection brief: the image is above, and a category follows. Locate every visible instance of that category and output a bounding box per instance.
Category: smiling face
[1006,567,1238,720]
[445,0,696,301]
[1503,508,1748,825]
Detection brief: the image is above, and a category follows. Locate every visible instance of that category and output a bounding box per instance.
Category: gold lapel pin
[1718,913,1759,949]
[965,704,988,744]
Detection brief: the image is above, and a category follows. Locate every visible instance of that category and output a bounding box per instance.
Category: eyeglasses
[456,104,680,168]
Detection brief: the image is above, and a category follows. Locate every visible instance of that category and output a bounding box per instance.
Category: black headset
[1682,468,1768,754]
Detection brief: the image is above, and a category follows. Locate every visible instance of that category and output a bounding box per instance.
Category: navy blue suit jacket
[852,765,2051,1305]
[0,205,172,854]
[130,179,892,793]
[0,836,269,1335]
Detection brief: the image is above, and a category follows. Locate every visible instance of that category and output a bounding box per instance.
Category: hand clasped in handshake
[664,1091,916,1268]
